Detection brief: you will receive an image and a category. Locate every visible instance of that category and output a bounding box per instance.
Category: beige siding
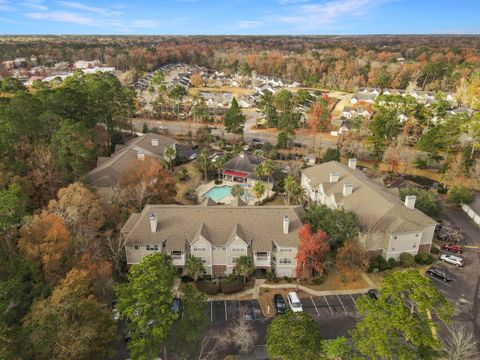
[190,236,213,267]
[386,232,421,260]
[126,244,160,265]
[227,236,248,267]
[273,245,297,277]
[212,246,227,265]
[420,225,435,245]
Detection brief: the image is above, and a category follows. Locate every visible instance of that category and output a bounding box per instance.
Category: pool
[204,184,253,203]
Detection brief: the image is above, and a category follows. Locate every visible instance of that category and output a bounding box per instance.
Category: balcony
[170,251,185,266]
[254,252,271,266]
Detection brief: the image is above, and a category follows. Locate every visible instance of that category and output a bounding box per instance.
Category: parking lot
[207,300,266,323]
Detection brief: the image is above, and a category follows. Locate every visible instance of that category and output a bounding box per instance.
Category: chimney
[343,183,353,197]
[151,138,159,147]
[329,172,340,183]
[137,150,145,161]
[348,158,357,170]
[150,213,157,233]
[404,195,416,209]
[283,214,289,235]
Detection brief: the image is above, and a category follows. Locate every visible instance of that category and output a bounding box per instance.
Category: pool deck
[197,180,273,206]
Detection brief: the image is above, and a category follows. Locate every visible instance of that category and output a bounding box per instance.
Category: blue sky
[0,0,478,35]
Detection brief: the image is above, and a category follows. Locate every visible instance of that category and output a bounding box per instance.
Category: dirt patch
[188,86,254,97]
[301,269,369,292]
[175,162,202,204]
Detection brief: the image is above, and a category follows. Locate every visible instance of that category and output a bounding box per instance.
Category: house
[355,106,372,119]
[222,153,264,184]
[85,133,176,197]
[121,201,304,277]
[304,154,317,166]
[342,106,353,118]
[301,160,437,260]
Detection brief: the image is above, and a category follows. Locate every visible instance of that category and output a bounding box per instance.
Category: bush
[180,275,194,283]
[414,157,428,169]
[273,277,280,283]
[430,246,440,255]
[197,280,220,295]
[221,279,244,294]
[447,185,473,205]
[414,253,434,265]
[311,277,324,286]
[368,255,391,272]
[286,277,293,283]
[399,187,443,219]
[388,258,397,268]
[283,276,289,281]
[266,271,275,282]
[399,253,416,268]
[322,148,340,163]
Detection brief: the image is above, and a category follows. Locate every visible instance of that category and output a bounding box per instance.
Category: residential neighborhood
[2,7,480,360]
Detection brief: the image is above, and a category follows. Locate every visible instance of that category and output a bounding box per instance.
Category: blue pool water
[204,184,253,202]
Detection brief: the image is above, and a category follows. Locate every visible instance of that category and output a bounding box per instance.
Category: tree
[165,146,176,171]
[369,108,403,165]
[198,148,209,180]
[310,99,331,131]
[190,73,204,87]
[51,120,96,182]
[252,181,266,203]
[231,184,245,201]
[230,307,258,354]
[117,156,176,211]
[440,322,479,360]
[335,241,369,278]
[48,182,105,253]
[184,256,205,282]
[224,97,246,147]
[295,224,330,279]
[115,253,178,360]
[274,89,294,113]
[447,185,473,204]
[277,131,291,148]
[322,148,340,162]
[234,255,255,283]
[266,311,322,360]
[24,268,116,360]
[304,204,360,249]
[167,285,208,359]
[257,159,275,198]
[169,85,187,120]
[0,183,26,231]
[352,269,454,360]
[399,187,443,219]
[213,155,225,181]
[19,211,70,286]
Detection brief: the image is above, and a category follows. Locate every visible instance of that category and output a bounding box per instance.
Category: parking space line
[323,296,334,315]
[224,301,228,321]
[337,295,347,314]
[310,297,319,315]
[210,301,213,322]
[425,274,452,287]
[350,294,357,306]
[251,300,257,320]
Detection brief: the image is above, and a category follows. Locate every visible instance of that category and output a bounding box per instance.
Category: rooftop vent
[283,214,289,235]
[404,195,416,210]
[137,150,145,160]
[151,138,159,146]
[348,158,357,170]
[150,212,157,233]
[329,172,340,183]
[343,183,353,197]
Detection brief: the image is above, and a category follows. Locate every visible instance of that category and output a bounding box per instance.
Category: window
[279,258,292,264]
[280,248,293,253]
[222,247,226,251]
[146,245,159,251]
[193,246,206,252]
[232,257,239,263]
[134,245,139,250]
[231,245,245,252]
[393,236,397,240]
[198,257,207,264]
[256,252,268,260]
[413,244,417,248]
[171,251,182,259]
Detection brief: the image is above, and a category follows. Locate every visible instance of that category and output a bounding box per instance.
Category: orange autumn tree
[295,223,330,279]
[19,211,71,286]
[335,241,369,279]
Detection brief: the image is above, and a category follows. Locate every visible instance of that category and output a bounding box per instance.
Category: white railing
[254,254,271,266]
[171,254,185,266]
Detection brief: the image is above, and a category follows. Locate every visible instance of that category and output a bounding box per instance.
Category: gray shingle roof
[122,204,304,252]
[85,133,175,187]
[302,161,436,234]
[223,153,263,174]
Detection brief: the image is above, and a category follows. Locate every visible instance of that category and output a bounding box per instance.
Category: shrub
[323,148,340,162]
[414,157,428,169]
[368,255,391,272]
[273,277,280,283]
[311,277,324,286]
[221,279,244,294]
[197,280,220,295]
[447,185,473,205]
[430,246,440,255]
[399,187,443,219]
[286,277,293,283]
[180,275,194,283]
[414,253,434,265]
[399,253,416,268]
[283,276,289,281]
[266,271,275,282]
[388,258,397,269]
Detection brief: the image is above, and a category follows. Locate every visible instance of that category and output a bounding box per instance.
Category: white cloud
[22,1,48,11]
[236,20,262,29]
[278,0,311,4]
[0,16,16,23]
[55,1,114,16]
[0,0,16,12]
[275,0,394,30]
[27,11,98,26]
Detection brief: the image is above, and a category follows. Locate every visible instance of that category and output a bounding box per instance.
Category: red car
[441,244,463,254]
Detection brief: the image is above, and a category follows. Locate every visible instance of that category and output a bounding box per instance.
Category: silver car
[440,254,464,267]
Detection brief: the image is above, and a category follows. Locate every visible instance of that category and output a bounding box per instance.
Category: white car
[158,124,168,130]
[287,292,303,312]
[440,254,464,267]
[243,145,250,151]
[189,153,197,160]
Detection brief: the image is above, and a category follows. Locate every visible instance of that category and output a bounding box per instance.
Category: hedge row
[196,279,245,295]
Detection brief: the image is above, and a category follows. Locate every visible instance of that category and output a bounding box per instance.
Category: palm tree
[290,184,306,205]
[252,181,266,204]
[165,146,176,171]
[234,255,255,283]
[284,174,297,205]
[184,256,205,282]
[262,159,275,198]
[214,156,225,182]
[231,184,244,200]
[198,148,209,180]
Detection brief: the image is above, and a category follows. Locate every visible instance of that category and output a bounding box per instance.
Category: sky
[0,0,479,35]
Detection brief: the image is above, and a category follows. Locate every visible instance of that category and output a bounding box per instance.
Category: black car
[171,297,182,313]
[427,266,454,282]
[251,138,262,143]
[367,289,379,300]
[273,294,287,314]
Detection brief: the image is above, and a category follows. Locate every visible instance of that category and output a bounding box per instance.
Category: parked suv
[441,244,463,254]
[440,254,465,267]
[273,294,287,314]
[427,266,454,282]
[287,292,303,312]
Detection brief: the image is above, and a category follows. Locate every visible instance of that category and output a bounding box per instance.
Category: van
[287,292,303,312]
